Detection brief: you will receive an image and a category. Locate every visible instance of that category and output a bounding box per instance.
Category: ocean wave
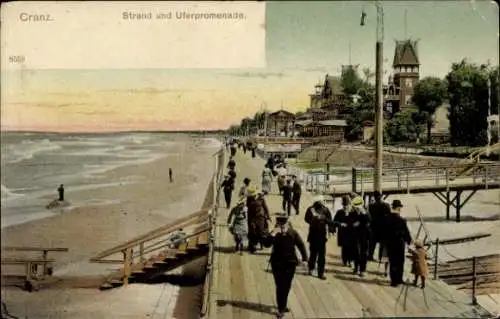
[2,138,62,164]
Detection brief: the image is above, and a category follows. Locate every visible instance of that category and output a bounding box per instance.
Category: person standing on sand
[386,199,412,287]
[304,196,334,280]
[333,195,351,266]
[368,191,391,261]
[169,168,173,183]
[58,184,65,201]
[262,213,308,318]
[221,175,235,208]
[230,143,237,157]
[251,145,256,158]
[246,187,271,253]
[347,196,371,277]
[291,175,302,215]
[227,198,248,254]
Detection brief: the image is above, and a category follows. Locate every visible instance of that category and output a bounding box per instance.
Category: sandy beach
[1,135,220,318]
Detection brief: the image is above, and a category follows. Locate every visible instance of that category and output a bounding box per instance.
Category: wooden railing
[352,163,500,194]
[200,147,225,318]
[89,209,210,284]
[1,247,69,287]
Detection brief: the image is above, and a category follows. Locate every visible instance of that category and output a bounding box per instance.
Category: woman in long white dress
[261,168,273,195]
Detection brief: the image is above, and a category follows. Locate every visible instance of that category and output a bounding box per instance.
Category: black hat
[373,191,382,199]
[391,199,404,209]
[275,212,288,221]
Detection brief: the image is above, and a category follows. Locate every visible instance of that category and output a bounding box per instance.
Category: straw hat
[352,196,364,207]
[247,186,257,196]
[414,239,424,248]
[238,197,246,205]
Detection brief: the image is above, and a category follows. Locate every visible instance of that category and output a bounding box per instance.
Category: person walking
[304,196,334,280]
[169,168,173,183]
[262,213,308,318]
[220,175,234,208]
[238,178,251,199]
[333,195,351,266]
[230,143,237,157]
[251,145,256,158]
[261,167,273,195]
[291,175,302,215]
[246,187,271,253]
[347,196,371,277]
[368,191,391,261]
[227,198,248,254]
[227,157,236,170]
[386,199,412,287]
[281,179,293,216]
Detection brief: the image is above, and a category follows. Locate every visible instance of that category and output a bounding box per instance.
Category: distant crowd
[221,138,429,318]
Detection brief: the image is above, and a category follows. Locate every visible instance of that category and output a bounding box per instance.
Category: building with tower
[391,39,420,111]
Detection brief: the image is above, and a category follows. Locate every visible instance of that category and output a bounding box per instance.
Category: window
[405,95,412,105]
[413,66,418,73]
[405,78,412,88]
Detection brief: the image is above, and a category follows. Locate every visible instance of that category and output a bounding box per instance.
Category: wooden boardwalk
[208,150,493,318]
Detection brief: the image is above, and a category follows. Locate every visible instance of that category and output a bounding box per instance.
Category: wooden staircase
[100,231,210,290]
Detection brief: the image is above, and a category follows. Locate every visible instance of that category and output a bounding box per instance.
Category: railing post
[484,165,489,189]
[435,168,439,185]
[326,163,330,182]
[360,171,364,196]
[445,169,449,192]
[123,248,132,285]
[139,243,145,263]
[472,256,477,305]
[397,169,401,189]
[406,169,410,194]
[42,250,48,275]
[352,167,357,193]
[433,238,439,280]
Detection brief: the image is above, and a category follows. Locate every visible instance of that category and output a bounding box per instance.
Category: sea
[1,131,221,228]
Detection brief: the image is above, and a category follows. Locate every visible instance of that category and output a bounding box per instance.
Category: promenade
[208,150,492,318]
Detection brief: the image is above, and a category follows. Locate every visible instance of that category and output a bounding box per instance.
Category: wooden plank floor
[209,151,493,318]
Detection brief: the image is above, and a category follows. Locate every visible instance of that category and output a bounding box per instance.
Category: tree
[341,66,365,96]
[385,111,420,143]
[411,77,447,144]
[362,67,375,87]
[345,88,375,141]
[445,60,490,146]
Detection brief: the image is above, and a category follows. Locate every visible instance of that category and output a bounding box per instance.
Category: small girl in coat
[409,239,429,289]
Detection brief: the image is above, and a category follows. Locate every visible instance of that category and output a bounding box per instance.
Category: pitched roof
[269,110,295,119]
[393,40,420,67]
[295,120,313,126]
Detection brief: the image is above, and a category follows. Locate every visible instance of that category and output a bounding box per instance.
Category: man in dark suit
[262,213,308,318]
[304,196,334,280]
[386,199,412,287]
[291,175,302,215]
[368,191,392,261]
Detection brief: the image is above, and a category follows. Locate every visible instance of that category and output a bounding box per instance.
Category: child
[409,240,429,289]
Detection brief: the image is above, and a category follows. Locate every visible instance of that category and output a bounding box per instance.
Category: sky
[1,1,498,132]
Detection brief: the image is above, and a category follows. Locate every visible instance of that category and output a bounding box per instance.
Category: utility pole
[374,1,384,192]
[486,77,491,156]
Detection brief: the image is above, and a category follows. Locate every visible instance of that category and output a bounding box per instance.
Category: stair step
[108,279,124,287]
[100,283,114,290]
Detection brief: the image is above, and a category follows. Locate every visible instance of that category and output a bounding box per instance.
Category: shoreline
[1,137,220,318]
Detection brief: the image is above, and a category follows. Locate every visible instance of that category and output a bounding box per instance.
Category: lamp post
[362,1,384,192]
[361,2,384,192]
[486,76,491,157]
